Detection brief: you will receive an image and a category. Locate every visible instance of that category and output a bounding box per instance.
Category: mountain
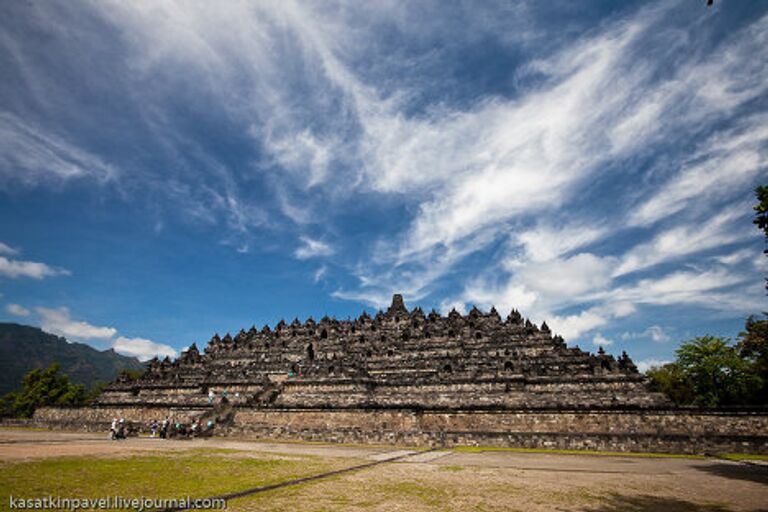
[0,323,146,395]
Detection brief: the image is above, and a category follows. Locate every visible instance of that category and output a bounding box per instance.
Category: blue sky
[1,0,766,369]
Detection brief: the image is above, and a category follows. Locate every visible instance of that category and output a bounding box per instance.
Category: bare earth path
[1,428,766,511]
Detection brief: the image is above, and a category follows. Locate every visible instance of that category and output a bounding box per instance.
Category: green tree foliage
[646,189,768,406]
[754,185,768,241]
[1,363,87,418]
[737,314,768,403]
[754,185,768,290]
[84,381,110,403]
[646,363,695,405]
[647,336,764,407]
[675,336,758,406]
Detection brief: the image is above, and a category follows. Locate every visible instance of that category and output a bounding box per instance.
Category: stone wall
[33,405,768,455]
[103,295,672,411]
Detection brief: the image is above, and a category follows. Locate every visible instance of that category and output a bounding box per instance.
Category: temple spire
[387,293,408,316]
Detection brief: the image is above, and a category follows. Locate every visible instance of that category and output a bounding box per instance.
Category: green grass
[718,453,768,461]
[0,448,351,509]
[446,446,705,459]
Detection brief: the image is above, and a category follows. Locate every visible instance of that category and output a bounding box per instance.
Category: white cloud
[6,303,30,317]
[439,299,466,316]
[112,336,176,361]
[549,308,609,342]
[456,251,621,341]
[514,253,617,304]
[462,280,539,315]
[714,248,756,266]
[35,305,176,360]
[266,129,335,188]
[36,307,117,340]
[313,265,328,283]
[592,333,613,347]
[645,325,671,343]
[0,255,70,279]
[0,112,117,186]
[606,268,747,308]
[294,237,334,260]
[615,205,747,277]
[334,6,768,304]
[3,0,765,348]
[547,302,636,342]
[385,24,640,260]
[636,358,671,373]
[0,242,18,255]
[621,325,671,343]
[515,225,608,263]
[629,116,768,227]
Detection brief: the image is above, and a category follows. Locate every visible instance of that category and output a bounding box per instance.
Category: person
[110,417,118,440]
[113,418,120,440]
[150,419,158,437]
[117,417,126,440]
[160,418,168,439]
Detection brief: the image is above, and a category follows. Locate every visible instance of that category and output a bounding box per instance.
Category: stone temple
[96,294,668,410]
[35,295,768,454]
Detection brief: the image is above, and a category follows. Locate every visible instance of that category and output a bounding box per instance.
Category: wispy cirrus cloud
[1,0,765,355]
[0,113,117,187]
[614,204,749,278]
[628,115,768,228]
[331,4,768,312]
[294,237,334,260]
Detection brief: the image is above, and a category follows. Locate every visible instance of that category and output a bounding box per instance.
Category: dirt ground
[1,428,766,511]
[0,428,395,460]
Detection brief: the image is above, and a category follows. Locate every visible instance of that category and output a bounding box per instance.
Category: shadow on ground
[581,494,764,512]
[695,462,768,486]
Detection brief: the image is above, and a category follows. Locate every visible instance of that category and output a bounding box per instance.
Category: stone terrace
[96,295,670,411]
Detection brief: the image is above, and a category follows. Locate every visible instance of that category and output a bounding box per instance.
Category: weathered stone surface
[32,294,768,454]
[32,405,768,454]
[94,294,670,410]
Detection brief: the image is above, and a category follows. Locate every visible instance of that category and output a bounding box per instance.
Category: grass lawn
[0,448,355,507]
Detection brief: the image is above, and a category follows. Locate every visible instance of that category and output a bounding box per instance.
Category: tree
[675,336,759,406]
[84,381,110,403]
[737,314,768,403]
[646,363,695,405]
[2,363,86,418]
[754,185,768,241]
[754,185,768,290]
